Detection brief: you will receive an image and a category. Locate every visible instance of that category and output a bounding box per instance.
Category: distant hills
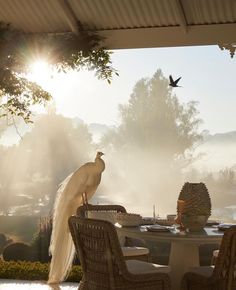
[72,117,112,143]
[1,115,236,172]
[86,123,236,149]
[86,125,236,171]
[88,123,112,142]
[194,131,236,171]
[203,131,236,144]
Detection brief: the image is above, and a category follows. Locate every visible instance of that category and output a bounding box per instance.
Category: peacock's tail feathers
[48,174,83,284]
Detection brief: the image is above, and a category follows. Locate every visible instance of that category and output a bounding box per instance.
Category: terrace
[0,0,236,289]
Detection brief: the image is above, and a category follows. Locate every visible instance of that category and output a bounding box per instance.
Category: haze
[0,45,236,221]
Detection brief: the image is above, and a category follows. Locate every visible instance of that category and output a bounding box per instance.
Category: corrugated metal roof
[70,0,236,30]
[66,0,190,30]
[0,0,69,33]
[0,0,236,48]
[183,0,236,25]
[0,0,235,32]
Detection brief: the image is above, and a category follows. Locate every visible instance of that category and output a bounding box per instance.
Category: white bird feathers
[48,152,105,284]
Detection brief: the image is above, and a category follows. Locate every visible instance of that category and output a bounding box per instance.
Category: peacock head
[96,151,104,158]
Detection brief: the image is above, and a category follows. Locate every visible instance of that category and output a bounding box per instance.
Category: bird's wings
[174,77,181,84]
[169,75,174,83]
[63,162,103,198]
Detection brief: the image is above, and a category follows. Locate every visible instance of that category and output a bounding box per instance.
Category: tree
[100,69,202,214]
[0,22,117,122]
[102,69,201,158]
[0,113,94,215]
[0,145,18,215]
[202,167,236,209]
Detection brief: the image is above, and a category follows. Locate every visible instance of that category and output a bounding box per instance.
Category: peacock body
[48,152,105,284]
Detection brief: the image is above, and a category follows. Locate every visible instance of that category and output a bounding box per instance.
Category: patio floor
[0,280,79,290]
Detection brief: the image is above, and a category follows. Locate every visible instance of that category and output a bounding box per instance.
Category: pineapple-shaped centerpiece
[177,182,211,231]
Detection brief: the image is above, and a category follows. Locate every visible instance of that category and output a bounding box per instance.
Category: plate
[146,225,171,232]
[217,223,236,231]
[156,219,174,226]
[206,220,220,226]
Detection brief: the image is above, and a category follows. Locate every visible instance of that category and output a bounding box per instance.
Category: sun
[29,59,52,86]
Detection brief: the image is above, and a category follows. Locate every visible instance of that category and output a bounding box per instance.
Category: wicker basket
[116,212,142,227]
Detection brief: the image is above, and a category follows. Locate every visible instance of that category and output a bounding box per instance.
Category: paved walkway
[0,280,79,290]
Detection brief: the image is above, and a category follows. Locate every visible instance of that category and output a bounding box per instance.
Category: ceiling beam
[175,0,188,33]
[57,0,79,34]
[98,23,236,50]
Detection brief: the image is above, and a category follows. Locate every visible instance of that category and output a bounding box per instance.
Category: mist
[193,138,236,172]
[0,113,94,216]
[96,148,184,217]
[96,136,236,219]
[0,69,235,224]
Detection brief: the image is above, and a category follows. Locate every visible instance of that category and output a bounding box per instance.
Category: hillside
[193,131,236,171]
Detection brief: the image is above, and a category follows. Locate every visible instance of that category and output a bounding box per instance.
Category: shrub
[30,216,80,264]
[0,233,12,254]
[0,260,82,282]
[2,242,36,262]
[31,216,52,263]
[67,265,83,282]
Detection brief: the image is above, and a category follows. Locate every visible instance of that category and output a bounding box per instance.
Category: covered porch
[0,0,236,289]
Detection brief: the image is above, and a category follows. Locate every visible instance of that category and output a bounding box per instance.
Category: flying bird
[48,152,105,284]
[169,75,182,87]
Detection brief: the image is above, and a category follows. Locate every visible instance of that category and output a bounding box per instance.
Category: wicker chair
[77,204,127,220]
[211,249,219,265]
[77,204,150,262]
[68,216,171,290]
[181,226,236,290]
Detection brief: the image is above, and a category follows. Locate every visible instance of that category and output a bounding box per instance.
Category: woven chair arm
[76,204,127,218]
[181,272,221,290]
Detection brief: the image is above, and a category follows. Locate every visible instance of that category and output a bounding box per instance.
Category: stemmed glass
[152,204,159,224]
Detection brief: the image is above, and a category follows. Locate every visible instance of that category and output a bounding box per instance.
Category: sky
[1,45,236,216]
[31,44,236,135]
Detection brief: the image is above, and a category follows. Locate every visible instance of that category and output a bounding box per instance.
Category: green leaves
[0,69,51,123]
[101,69,202,158]
[0,22,117,123]
[0,260,83,282]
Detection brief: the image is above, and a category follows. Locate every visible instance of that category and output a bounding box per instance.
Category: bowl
[167,214,176,221]
[181,214,209,232]
[116,212,142,227]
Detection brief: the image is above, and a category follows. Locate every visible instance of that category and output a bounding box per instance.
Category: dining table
[116,224,224,290]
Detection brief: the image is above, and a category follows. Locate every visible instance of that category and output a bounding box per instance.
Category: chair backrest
[68,216,128,289]
[77,204,127,224]
[213,226,236,290]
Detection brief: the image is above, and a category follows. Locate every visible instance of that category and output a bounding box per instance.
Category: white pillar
[169,242,199,290]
